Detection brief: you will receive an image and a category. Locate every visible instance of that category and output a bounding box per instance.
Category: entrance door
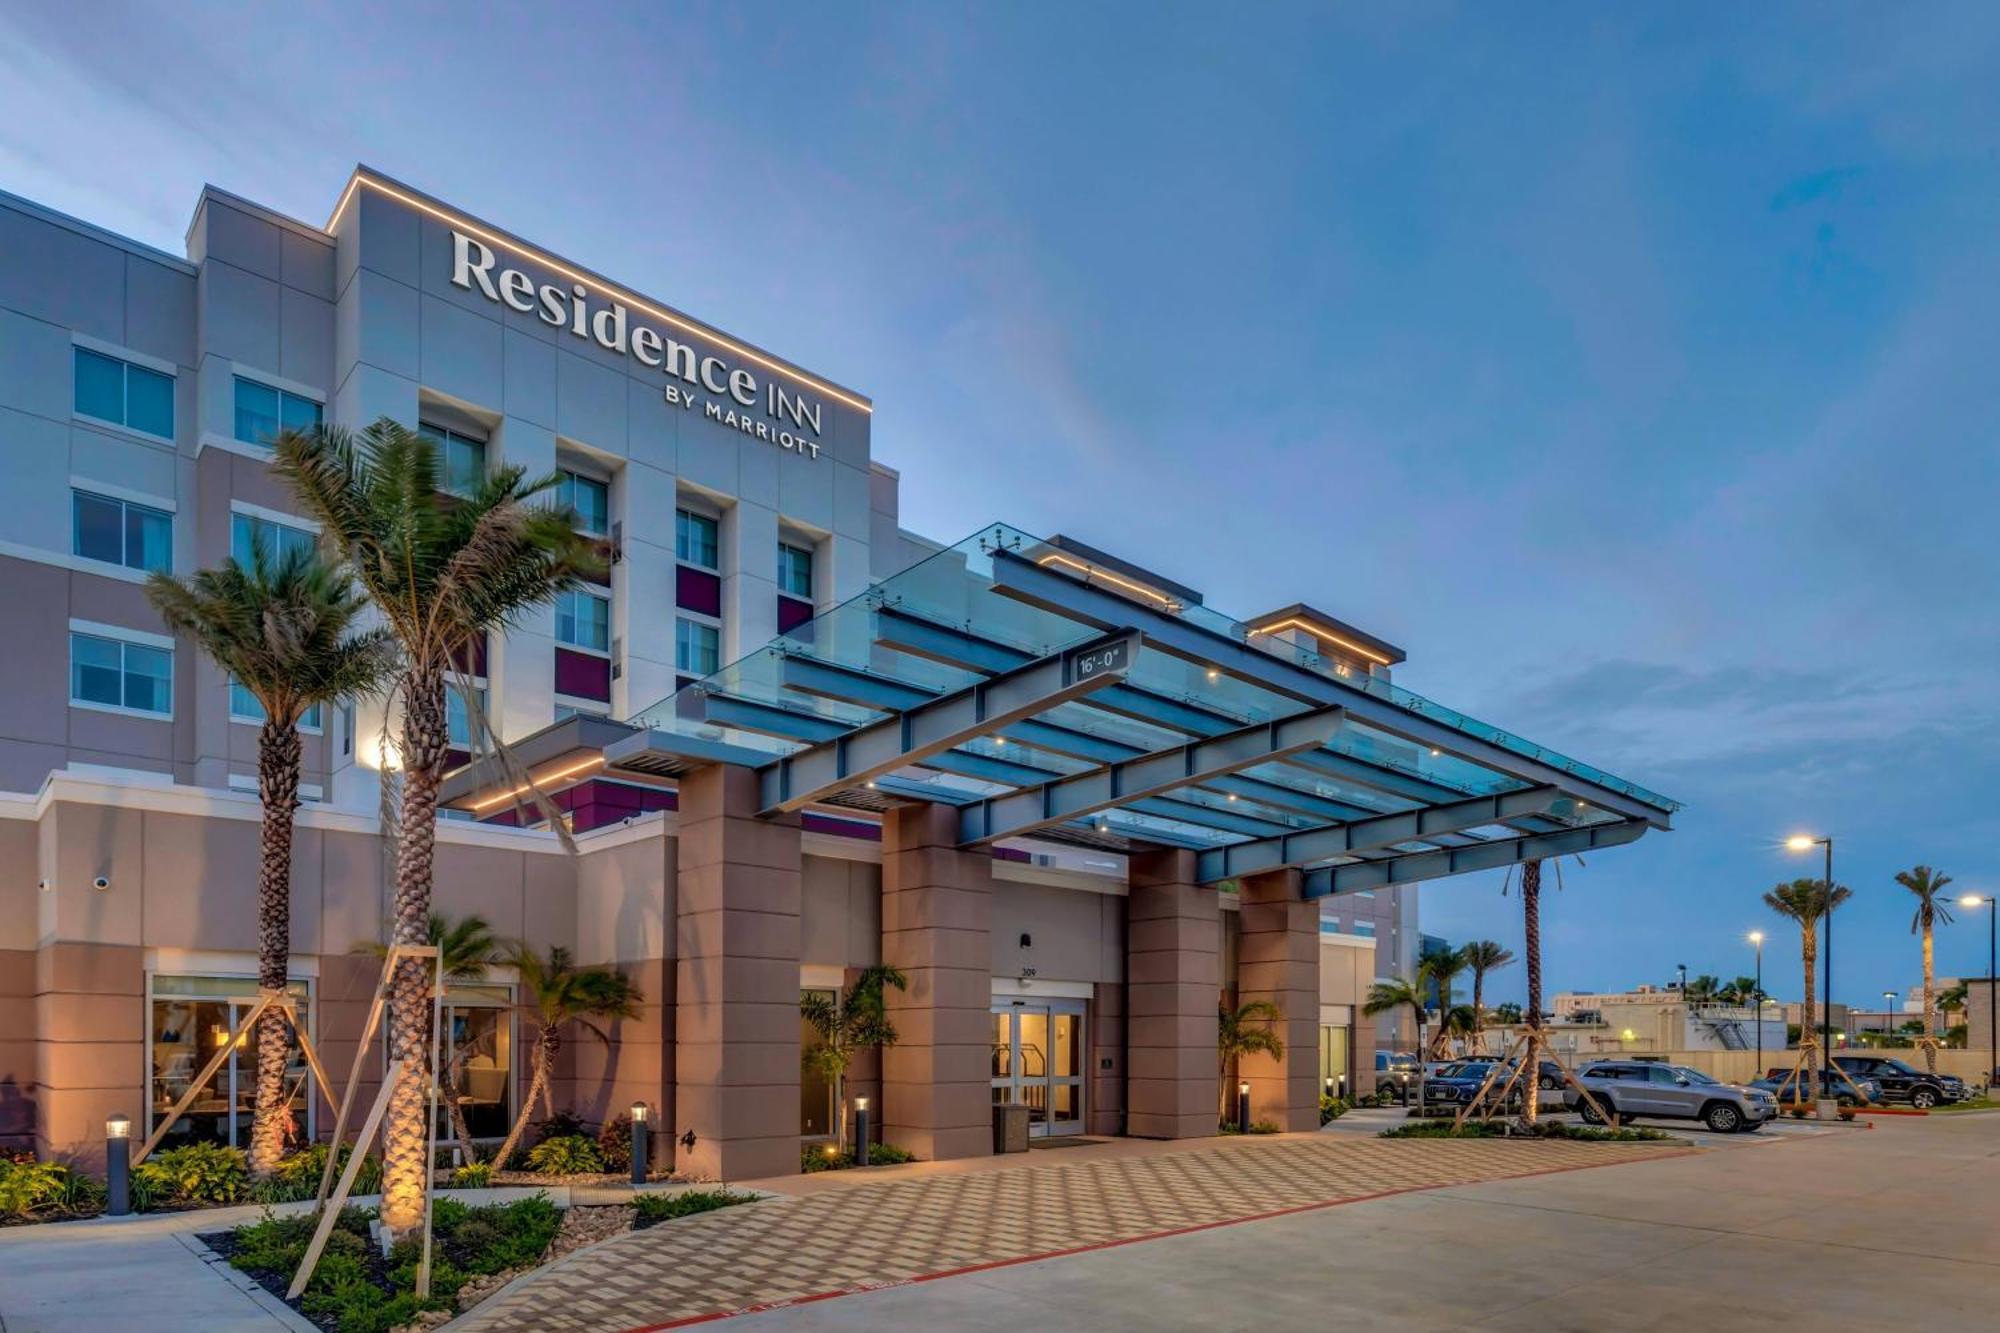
[991,999,1086,1136]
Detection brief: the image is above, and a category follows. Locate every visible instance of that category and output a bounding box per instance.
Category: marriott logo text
[450,233,823,457]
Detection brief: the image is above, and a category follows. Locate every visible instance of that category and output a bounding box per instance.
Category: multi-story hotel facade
[0,168,1676,1176]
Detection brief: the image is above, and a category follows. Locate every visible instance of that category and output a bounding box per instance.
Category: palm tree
[1721,975,1760,1006]
[1937,982,1968,1047]
[1460,941,1515,1044]
[1363,978,1427,1103]
[276,419,597,1231]
[1217,1000,1285,1125]
[1684,974,1721,1004]
[1417,945,1469,1056]
[1492,1001,1524,1026]
[800,965,908,1152]
[147,541,394,1178]
[357,913,503,1160]
[490,945,642,1172]
[1763,876,1853,1086]
[1895,866,1954,1073]
[1519,859,1546,1126]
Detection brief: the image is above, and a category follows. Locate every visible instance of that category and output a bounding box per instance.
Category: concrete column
[880,803,992,1161]
[1125,848,1220,1138]
[674,765,801,1181]
[1237,868,1319,1132]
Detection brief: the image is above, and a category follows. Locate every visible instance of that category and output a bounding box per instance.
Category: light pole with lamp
[1960,894,1996,1095]
[1881,991,1899,1047]
[1786,834,1835,1090]
[1748,931,1765,1077]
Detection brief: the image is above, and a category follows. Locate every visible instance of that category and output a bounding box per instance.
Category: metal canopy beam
[602,728,785,774]
[995,717,1146,764]
[874,606,1035,675]
[1278,748,1470,805]
[778,654,937,713]
[1196,784,1567,882]
[699,693,853,744]
[757,628,1141,813]
[1195,773,1381,823]
[1302,820,1650,896]
[915,747,1068,788]
[990,550,1675,830]
[1087,683,1243,737]
[961,708,1343,845]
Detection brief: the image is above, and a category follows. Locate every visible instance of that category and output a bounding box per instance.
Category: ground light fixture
[1237,1080,1252,1133]
[1959,894,1997,1093]
[629,1102,648,1185]
[1748,931,1766,1077]
[105,1114,131,1216]
[1785,832,1836,1094]
[854,1096,870,1166]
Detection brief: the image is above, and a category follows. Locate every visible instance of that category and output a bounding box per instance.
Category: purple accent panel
[990,846,1032,863]
[451,635,487,677]
[800,812,883,841]
[446,748,471,772]
[554,647,611,701]
[677,566,722,615]
[776,596,815,634]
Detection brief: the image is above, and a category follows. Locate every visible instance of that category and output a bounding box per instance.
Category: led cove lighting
[469,754,607,812]
[326,173,871,415]
[1247,617,1393,667]
[1034,553,1181,610]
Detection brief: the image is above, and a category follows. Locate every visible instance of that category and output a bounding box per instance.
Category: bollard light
[1237,1080,1252,1134]
[105,1113,131,1216]
[629,1102,649,1186]
[854,1095,870,1167]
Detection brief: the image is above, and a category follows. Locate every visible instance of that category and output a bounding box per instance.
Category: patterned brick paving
[454,1136,1681,1332]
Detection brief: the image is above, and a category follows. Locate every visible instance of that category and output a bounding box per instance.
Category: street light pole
[1788,834,1835,1087]
[1963,895,1997,1095]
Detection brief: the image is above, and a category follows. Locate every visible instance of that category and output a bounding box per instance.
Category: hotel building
[0,168,1678,1175]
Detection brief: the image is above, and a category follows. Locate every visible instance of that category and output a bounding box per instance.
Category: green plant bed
[0,1154,104,1224]
[1934,1096,1999,1113]
[801,1142,916,1172]
[632,1188,759,1230]
[1218,1120,1283,1136]
[1319,1095,1353,1125]
[209,1194,562,1333]
[525,1134,604,1175]
[1380,1119,1670,1142]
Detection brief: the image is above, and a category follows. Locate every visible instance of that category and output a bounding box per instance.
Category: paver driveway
[453,1134,1686,1332]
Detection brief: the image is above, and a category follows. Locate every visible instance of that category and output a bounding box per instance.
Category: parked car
[1831,1055,1965,1109]
[1749,1068,1884,1107]
[1533,1060,1568,1090]
[1565,1060,1775,1132]
[1419,1060,1528,1112]
[1376,1050,1418,1075]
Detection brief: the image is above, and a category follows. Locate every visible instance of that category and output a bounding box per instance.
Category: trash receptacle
[993,1102,1030,1153]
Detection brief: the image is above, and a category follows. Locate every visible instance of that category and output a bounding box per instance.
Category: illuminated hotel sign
[450,232,825,459]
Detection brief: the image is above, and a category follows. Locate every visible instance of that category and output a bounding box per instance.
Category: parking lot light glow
[1785,834,1816,852]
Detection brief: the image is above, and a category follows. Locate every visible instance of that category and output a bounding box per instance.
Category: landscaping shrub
[596,1113,633,1172]
[1319,1095,1352,1125]
[449,1161,493,1189]
[0,1157,103,1221]
[140,1142,248,1206]
[222,1194,560,1333]
[525,1134,604,1176]
[801,1142,915,1172]
[632,1188,757,1229]
[248,1143,382,1205]
[533,1110,587,1144]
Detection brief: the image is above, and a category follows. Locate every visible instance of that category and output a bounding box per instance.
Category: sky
[4,2,1997,1011]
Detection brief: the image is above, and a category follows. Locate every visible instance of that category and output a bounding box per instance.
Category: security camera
[91,875,110,891]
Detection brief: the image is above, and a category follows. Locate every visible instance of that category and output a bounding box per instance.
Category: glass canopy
[614,522,1677,888]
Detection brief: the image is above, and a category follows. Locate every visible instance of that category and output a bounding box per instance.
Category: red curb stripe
[616,1146,1701,1332]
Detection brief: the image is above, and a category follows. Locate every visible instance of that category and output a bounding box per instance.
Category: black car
[1831,1055,1965,1109]
[1421,1059,1529,1112]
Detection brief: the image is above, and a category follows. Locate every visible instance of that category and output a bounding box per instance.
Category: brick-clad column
[881,803,992,1161]
[674,765,801,1181]
[1125,849,1220,1138]
[1236,868,1319,1132]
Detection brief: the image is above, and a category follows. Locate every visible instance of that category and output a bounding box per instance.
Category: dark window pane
[278,392,322,434]
[70,634,123,706]
[127,505,172,573]
[75,349,125,422]
[72,492,125,563]
[126,365,175,438]
[234,378,281,445]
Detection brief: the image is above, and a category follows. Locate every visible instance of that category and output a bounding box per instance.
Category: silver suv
[1564,1060,1775,1133]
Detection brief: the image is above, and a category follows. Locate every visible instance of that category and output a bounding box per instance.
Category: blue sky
[5,3,1998,1009]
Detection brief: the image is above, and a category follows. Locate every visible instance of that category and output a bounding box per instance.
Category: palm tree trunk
[1522,859,1542,1128]
[492,1029,551,1172]
[1472,970,1486,1045]
[1799,926,1818,1097]
[248,721,303,1178]
[444,1049,480,1164]
[1921,926,1937,1074]
[381,668,449,1233]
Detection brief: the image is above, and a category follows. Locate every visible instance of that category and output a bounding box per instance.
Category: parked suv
[1565,1060,1775,1133]
[1831,1055,1965,1109]
[1748,1069,1884,1107]
[1420,1060,1528,1112]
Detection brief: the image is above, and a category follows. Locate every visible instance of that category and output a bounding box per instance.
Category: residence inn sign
[452,232,831,458]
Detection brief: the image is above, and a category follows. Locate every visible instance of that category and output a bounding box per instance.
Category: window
[232,377,321,447]
[72,490,171,573]
[70,631,172,716]
[419,421,487,496]
[229,680,322,731]
[801,988,837,1137]
[74,347,174,438]
[555,589,610,653]
[676,618,719,677]
[447,683,486,750]
[558,470,609,536]
[230,512,316,568]
[1352,919,1376,938]
[777,542,813,599]
[675,508,718,569]
[437,984,516,1140]
[149,974,312,1150]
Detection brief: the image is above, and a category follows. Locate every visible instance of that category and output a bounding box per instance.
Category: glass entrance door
[990,999,1086,1136]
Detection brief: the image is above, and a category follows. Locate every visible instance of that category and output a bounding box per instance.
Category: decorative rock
[389,1311,453,1333]
[543,1204,635,1266]
[456,1267,524,1312]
